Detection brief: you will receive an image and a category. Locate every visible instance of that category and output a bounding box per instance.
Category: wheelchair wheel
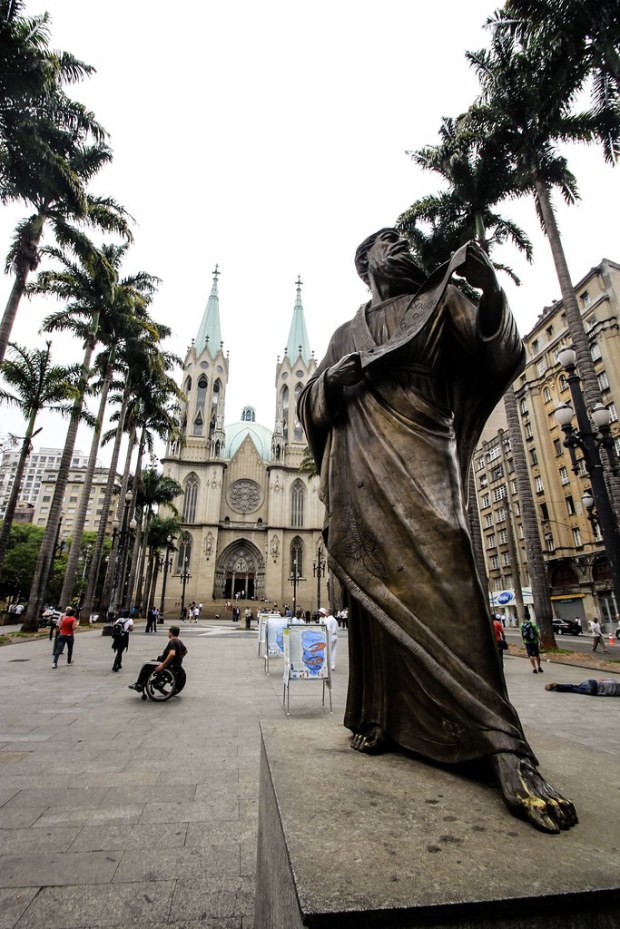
[145,668,177,701]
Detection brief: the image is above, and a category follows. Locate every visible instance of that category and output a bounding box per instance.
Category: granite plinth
[254,720,620,928]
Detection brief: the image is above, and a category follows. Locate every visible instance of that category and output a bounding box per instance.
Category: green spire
[285,275,311,363]
[196,265,222,355]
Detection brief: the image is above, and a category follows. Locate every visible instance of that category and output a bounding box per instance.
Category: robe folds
[298,255,536,765]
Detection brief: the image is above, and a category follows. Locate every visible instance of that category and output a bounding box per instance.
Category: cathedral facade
[160,270,327,613]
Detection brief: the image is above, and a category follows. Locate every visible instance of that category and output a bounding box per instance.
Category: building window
[490,465,504,482]
[598,372,610,392]
[537,358,547,377]
[591,342,602,362]
[484,513,494,528]
[490,555,499,570]
[182,473,199,523]
[572,527,582,547]
[566,496,575,516]
[553,438,563,456]
[481,493,490,508]
[487,534,496,549]
[291,479,305,528]
[177,532,192,571]
[545,533,554,552]
[493,485,507,502]
[498,529,508,545]
[519,400,528,416]
[559,374,568,391]
[487,444,500,462]
[543,386,552,403]
[535,476,544,493]
[559,466,569,485]
[530,449,538,466]
[524,422,533,440]
[479,474,488,489]
[580,291,591,308]
[609,403,618,423]
[496,507,506,523]
[502,552,511,566]
[477,456,485,470]
[290,536,303,577]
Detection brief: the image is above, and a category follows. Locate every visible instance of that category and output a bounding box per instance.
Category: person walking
[319,607,339,671]
[492,615,508,668]
[545,679,619,696]
[52,607,78,668]
[520,618,543,674]
[112,613,134,671]
[591,617,608,653]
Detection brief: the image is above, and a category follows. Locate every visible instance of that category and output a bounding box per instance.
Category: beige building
[160,272,326,614]
[0,446,89,518]
[33,466,120,543]
[473,258,620,627]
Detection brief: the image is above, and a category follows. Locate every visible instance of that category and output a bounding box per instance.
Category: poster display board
[282,623,332,715]
[256,612,277,657]
[263,614,289,674]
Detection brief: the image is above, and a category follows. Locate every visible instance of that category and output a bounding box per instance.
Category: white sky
[0,0,618,466]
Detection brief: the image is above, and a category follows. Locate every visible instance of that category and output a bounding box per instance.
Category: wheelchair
[132,662,187,702]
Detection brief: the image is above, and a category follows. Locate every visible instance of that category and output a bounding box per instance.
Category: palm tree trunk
[81,387,130,619]
[98,421,136,618]
[534,175,620,517]
[0,414,36,572]
[503,385,556,647]
[22,330,97,631]
[58,353,114,608]
[126,427,147,610]
[0,216,44,365]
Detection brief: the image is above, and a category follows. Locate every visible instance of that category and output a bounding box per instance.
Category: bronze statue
[298,229,577,833]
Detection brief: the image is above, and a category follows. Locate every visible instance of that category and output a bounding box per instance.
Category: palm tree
[40,245,161,609]
[498,1,620,136]
[0,341,77,571]
[0,138,132,365]
[133,473,182,615]
[467,27,619,417]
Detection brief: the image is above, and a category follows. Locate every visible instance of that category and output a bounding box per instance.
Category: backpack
[112,620,125,639]
[521,621,537,643]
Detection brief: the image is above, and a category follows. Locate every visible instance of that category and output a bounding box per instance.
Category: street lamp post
[313,543,326,611]
[289,538,302,616]
[118,516,138,611]
[159,534,173,621]
[179,557,191,620]
[554,347,620,609]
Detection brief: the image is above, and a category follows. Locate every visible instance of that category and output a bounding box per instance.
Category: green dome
[225,422,273,461]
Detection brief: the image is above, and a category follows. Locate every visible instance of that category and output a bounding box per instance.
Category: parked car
[552,617,582,636]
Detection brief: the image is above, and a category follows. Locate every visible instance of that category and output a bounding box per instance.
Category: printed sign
[283,623,329,683]
[266,615,288,656]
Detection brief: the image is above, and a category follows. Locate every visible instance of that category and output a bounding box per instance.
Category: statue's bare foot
[351,725,387,755]
[491,752,578,834]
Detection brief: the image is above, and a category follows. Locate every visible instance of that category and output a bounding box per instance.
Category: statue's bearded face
[365,231,425,293]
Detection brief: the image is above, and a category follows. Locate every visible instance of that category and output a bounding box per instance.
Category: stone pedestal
[254,720,620,928]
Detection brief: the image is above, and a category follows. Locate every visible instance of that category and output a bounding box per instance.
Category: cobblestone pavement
[0,622,618,928]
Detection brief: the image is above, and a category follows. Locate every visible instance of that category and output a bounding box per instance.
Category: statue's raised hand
[459,241,501,298]
[325,352,363,387]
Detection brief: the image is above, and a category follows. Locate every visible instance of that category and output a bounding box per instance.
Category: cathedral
[160,269,326,612]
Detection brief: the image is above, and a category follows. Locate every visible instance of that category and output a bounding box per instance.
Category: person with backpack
[112,613,134,671]
[128,625,188,695]
[520,618,543,674]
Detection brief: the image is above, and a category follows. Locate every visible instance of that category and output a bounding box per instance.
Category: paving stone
[0,825,81,856]
[0,888,38,929]
[14,880,175,929]
[0,850,121,888]
[68,822,188,853]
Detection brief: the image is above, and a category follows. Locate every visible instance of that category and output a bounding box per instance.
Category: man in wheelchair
[128,625,188,701]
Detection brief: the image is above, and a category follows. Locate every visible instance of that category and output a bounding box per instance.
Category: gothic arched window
[294,384,304,440]
[290,536,303,577]
[210,378,221,438]
[177,532,192,571]
[183,473,199,523]
[291,479,304,527]
[281,385,289,441]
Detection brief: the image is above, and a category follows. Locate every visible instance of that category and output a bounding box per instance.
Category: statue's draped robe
[298,268,536,764]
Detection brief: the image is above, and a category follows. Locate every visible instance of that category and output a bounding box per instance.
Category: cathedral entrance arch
[215,540,265,600]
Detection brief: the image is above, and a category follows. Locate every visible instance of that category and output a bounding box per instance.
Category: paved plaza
[0,622,619,929]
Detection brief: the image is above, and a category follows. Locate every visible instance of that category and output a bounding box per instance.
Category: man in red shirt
[52,607,78,668]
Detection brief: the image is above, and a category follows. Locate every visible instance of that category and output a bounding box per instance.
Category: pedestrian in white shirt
[591,618,608,653]
[319,607,338,670]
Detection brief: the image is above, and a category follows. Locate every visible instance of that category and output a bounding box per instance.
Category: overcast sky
[0,0,618,465]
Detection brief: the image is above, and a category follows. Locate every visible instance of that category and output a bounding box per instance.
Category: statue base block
[254,720,620,928]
